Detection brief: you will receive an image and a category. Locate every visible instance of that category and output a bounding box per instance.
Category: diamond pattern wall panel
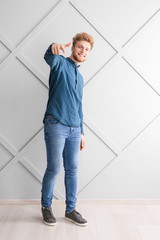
[0,144,13,170]
[83,57,160,150]
[23,130,46,176]
[0,0,160,199]
[78,115,160,198]
[0,42,10,64]
[79,0,160,46]
[0,162,41,199]
[0,0,60,46]
[124,12,160,93]
[20,2,116,85]
[0,58,48,151]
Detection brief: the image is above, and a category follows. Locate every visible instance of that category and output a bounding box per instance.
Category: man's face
[71,40,91,63]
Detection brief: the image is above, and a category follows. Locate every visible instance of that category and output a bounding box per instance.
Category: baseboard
[1,199,160,205]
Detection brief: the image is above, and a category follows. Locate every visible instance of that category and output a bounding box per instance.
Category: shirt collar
[66,57,80,68]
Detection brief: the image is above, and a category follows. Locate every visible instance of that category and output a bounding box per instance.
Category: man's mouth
[78,53,85,57]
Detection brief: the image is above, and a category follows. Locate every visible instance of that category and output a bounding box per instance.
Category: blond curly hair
[72,32,94,50]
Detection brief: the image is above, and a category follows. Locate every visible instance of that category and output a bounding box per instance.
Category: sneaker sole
[42,219,57,226]
[65,217,88,227]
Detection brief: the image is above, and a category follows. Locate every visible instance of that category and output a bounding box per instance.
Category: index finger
[64,42,71,48]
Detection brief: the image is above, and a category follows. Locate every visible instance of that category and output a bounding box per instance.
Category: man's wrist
[81,132,84,136]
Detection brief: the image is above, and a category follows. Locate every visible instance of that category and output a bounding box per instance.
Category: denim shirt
[43,44,84,134]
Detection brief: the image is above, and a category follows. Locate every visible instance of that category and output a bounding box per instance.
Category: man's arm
[79,102,85,151]
[79,100,84,135]
[44,44,59,69]
[44,43,71,69]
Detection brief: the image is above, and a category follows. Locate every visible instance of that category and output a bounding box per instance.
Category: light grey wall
[0,0,160,199]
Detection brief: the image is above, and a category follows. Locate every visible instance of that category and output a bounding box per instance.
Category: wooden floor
[1,200,160,240]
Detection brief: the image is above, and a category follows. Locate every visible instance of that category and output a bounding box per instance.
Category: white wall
[0,0,160,199]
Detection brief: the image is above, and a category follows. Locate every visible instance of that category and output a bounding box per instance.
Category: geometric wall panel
[125,14,160,93]
[0,42,10,64]
[0,0,160,200]
[84,57,160,150]
[23,130,46,176]
[78,114,160,199]
[79,0,160,46]
[0,162,41,199]
[0,144,13,170]
[21,2,116,84]
[0,0,60,46]
[0,58,48,151]
[78,126,116,193]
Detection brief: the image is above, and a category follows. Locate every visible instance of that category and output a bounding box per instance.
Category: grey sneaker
[41,207,56,226]
[65,209,88,226]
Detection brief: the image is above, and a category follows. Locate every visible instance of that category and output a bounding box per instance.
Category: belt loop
[70,127,73,132]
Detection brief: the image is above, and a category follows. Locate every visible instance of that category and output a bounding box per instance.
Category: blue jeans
[41,115,81,212]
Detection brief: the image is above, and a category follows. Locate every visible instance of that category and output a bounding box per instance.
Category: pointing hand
[51,42,71,55]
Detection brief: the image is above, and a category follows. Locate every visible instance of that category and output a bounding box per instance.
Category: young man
[41,32,94,227]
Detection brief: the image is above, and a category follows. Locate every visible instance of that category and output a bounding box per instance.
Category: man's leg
[63,127,88,226]
[41,116,66,225]
[41,128,65,207]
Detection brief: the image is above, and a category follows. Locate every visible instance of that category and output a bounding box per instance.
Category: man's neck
[69,56,80,66]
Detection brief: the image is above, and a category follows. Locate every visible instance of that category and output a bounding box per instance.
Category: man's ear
[71,46,74,52]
